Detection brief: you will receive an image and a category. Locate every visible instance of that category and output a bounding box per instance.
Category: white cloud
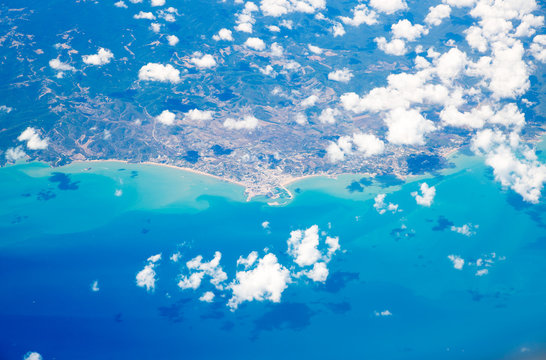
[384,108,436,145]
[150,23,162,33]
[411,182,436,206]
[448,254,464,270]
[190,53,217,69]
[369,0,407,14]
[374,310,392,316]
[151,0,165,6]
[23,352,42,360]
[339,4,378,26]
[155,110,176,125]
[326,141,346,162]
[49,58,75,71]
[18,127,48,150]
[444,0,475,7]
[328,68,353,83]
[391,19,428,41]
[469,41,529,99]
[300,94,318,108]
[308,44,323,54]
[332,22,346,37]
[235,22,253,33]
[261,221,270,229]
[302,262,329,282]
[91,280,100,292]
[244,37,266,51]
[451,224,476,236]
[167,35,179,46]
[178,272,204,290]
[530,34,546,63]
[199,291,215,302]
[440,105,490,129]
[134,11,156,20]
[373,193,399,214]
[114,1,128,8]
[374,37,407,56]
[223,115,259,130]
[475,269,488,276]
[318,107,340,124]
[0,105,12,113]
[179,251,228,290]
[287,225,321,267]
[237,251,259,269]
[270,42,283,57]
[352,133,385,157]
[287,225,340,282]
[425,4,451,26]
[136,263,157,292]
[259,0,326,17]
[228,253,291,310]
[138,63,181,83]
[185,109,213,121]
[82,48,114,66]
[213,28,233,41]
[5,146,27,162]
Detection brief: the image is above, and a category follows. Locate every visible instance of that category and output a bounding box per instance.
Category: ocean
[1,148,546,360]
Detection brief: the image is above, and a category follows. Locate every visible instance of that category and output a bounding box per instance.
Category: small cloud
[199,291,215,302]
[244,37,266,51]
[190,53,217,69]
[166,35,179,46]
[223,115,259,130]
[185,109,213,121]
[134,11,156,20]
[138,63,181,83]
[411,183,436,207]
[374,310,392,317]
[91,280,100,292]
[18,127,48,150]
[23,352,42,360]
[213,28,233,41]
[448,254,464,270]
[82,48,114,66]
[155,110,176,125]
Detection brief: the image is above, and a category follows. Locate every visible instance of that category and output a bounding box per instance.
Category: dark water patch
[11,215,28,224]
[158,298,192,323]
[37,189,56,201]
[21,193,31,197]
[359,177,373,186]
[211,144,233,156]
[49,172,80,190]
[109,89,137,100]
[220,320,234,331]
[390,226,415,240]
[114,313,123,323]
[347,180,364,193]
[432,216,454,231]
[183,150,200,164]
[374,174,404,187]
[141,228,150,234]
[164,98,197,112]
[217,88,236,101]
[131,170,138,178]
[324,302,351,314]
[252,303,315,339]
[406,154,443,175]
[318,271,359,293]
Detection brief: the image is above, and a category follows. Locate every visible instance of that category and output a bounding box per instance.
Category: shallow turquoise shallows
[1,150,546,360]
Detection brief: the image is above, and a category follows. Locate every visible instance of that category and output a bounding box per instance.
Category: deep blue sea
[2,146,546,360]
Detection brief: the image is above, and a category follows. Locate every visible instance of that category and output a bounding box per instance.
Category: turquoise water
[1,154,546,360]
